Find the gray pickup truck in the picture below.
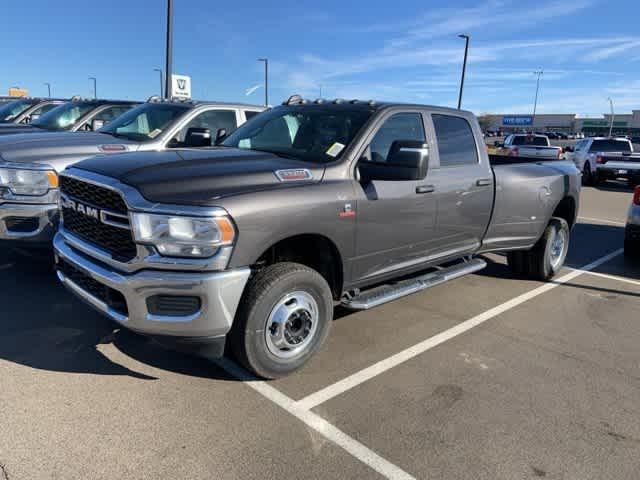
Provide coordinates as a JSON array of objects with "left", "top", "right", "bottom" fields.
[
  {"left": 0, "top": 97, "right": 67, "bottom": 125},
  {"left": 54, "top": 97, "right": 580, "bottom": 378},
  {"left": 0, "top": 99, "right": 264, "bottom": 247},
  {"left": 0, "top": 97, "right": 138, "bottom": 136}
]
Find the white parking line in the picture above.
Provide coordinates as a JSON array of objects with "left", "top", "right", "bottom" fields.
[
  {"left": 296, "top": 248, "right": 624, "bottom": 411},
  {"left": 215, "top": 357, "right": 416, "bottom": 480},
  {"left": 578, "top": 216, "right": 626, "bottom": 226},
  {"left": 571, "top": 269, "right": 640, "bottom": 287}
]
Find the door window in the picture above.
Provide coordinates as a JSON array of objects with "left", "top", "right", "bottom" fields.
[
  {"left": 173, "top": 109, "right": 237, "bottom": 145},
  {"left": 368, "top": 113, "right": 425, "bottom": 163},
  {"left": 432, "top": 114, "right": 478, "bottom": 167}
]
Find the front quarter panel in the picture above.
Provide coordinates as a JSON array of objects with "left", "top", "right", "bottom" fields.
[{"left": 222, "top": 180, "right": 357, "bottom": 274}]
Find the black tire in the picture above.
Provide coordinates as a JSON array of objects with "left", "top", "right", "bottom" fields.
[
  {"left": 229, "top": 262, "right": 333, "bottom": 379},
  {"left": 509, "top": 218, "right": 570, "bottom": 281},
  {"left": 624, "top": 238, "right": 639, "bottom": 259},
  {"left": 582, "top": 162, "right": 593, "bottom": 186}
]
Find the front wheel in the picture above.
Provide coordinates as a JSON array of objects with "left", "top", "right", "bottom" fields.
[
  {"left": 582, "top": 162, "right": 593, "bottom": 186},
  {"left": 507, "top": 217, "right": 570, "bottom": 281},
  {"left": 229, "top": 262, "right": 333, "bottom": 379}
]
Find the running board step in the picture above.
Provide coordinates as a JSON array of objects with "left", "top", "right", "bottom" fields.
[{"left": 342, "top": 258, "right": 487, "bottom": 310}]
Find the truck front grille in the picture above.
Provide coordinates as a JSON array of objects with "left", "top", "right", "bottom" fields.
[{"left": 60, "top": 176, "right": 137, "bottom": 262}]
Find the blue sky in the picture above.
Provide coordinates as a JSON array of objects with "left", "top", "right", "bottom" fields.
[{"left": 1, "top": 0, "right": 639, "bottom": 116}]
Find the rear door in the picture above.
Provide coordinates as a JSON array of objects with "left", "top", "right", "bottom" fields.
[{"left": 426, "top": 112, "right": 494, "bottom": 258}]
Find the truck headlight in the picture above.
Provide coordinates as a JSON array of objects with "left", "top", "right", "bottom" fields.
[
  {"left": 0, "top": 166, "right": 58, "bottom": 196},
  {"left": 131, "top": 212, "right": 235, "bottom": 258}
]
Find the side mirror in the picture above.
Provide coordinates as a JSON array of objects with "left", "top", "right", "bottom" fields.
[
  {"left": 359, "top": 140, "right": 429, "bottom": 182},
  {"left": 214, "top": 128, "right": 227, "bottom": 145},
  {"left": 184, "top": 127, "right": 212, "bottom": 147},
  {"left": 27, "top": 113, "right": 40, "bottom": 124},
  {"left": 91, "top": 119, "right": 105, "bottom": 131}
]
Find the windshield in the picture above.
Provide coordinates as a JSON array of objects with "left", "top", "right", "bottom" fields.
[
  {"left": 591, "top": 139, "right": 632, "bottom": 153},
  {"left": 98, "top": 103, "right": 190, "bottom": 141},
  {"left": 221, "top": 105, "right": 374, "bottom": 163},
  {"left": 32, "top": 102, "right": 96, "bottom": 131},
  {"left": 0, "top": 99, "right": 34, "bottom": 122},
  {"left": 512, "top": 135, "right": 549, "bottom": 146}
]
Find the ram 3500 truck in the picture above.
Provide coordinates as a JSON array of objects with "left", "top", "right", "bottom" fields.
[
  {"left": 54, "top": 97, "right": 580, "bottom": 378},
  {"left": 0, "top": 99, "right": 264, "bottom": 247},
  {"left": 0, "top": 97, "right": 138, "bottom": 136}
]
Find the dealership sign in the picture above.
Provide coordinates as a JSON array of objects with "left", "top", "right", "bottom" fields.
[
  {"left": 171, "top": 74, "right": 192, "bottom": 100},
  {"left": 502, "top": 116, "right": 533, "bottom": 126}
]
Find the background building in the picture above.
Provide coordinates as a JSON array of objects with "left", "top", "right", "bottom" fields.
[{"left": 479, "top": 111, "right": 640, "bottom": 136}]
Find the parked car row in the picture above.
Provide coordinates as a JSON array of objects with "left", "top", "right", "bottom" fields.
[{"left": 0, "top": 95, "right": 584, "bottom": 378}]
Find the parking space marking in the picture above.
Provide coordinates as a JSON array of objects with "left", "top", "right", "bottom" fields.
[
  {"left": 296, "top": 248, "right": 623, "bottom": 411},
  {"left": 215, "top": 358, "right": 416, "bottom": 480},
  {"left": 578, "top": 216, "right": 626, "bottom": 226},
  {"left": 571, "top": 269, "right": 640, "bottom": 287}
]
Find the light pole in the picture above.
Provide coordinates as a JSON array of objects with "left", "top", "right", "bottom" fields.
[
  {"left": 44, "top": 82, "right": 51, "bottom": 98},
  {"left": 258, "top": 58, "right": 269, "bottom": 107},
  {"left": 154, "top": 68, "right": 164, "bottom": 98},
  {"left": 457, "top": 34, "right": 470, "bottom": 109},
  {"left": 88, "top": 77, "right": 97, "bottom": 99},
  {"left": 608, "top": 97, "right": 615, "bottom": 137},
  {"left": 164, "top": 0, "right": 173, "bottom": 99},
  {"left": 319, "top": 84, "right": 322, "bottom": 98},
  {"left": 532, "top": 70, "right": 543, "bottom": 129}
]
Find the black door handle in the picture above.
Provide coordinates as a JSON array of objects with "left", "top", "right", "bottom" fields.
[
  {"left": 476, "top": 178, "right": 492, "bottom": 187},
  {"left": 416, "top": 185, "right": 435, "bottom": 194}
]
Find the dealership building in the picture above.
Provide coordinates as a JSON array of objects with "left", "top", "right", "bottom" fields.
[{"left": 479, "top": 111, "right": 640, "bottom": 136}]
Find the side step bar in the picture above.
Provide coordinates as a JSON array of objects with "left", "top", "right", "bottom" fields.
[{"left": 341, "top": 258, "right": 487, "bottom": 310}]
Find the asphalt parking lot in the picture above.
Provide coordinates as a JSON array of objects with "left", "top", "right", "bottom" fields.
[{"left": 1, "top": 185, "right": 638, "bottom": 480}]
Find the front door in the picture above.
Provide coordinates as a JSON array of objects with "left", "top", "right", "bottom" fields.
[{"left": 352, "top": 111, "right": 439, "bottom": 282}]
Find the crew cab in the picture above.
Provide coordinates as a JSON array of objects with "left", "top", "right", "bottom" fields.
[
  {"left": 495, "top": 134, "right": 563, "bottom": 159},
  {"left": 568, "top": 137, "right": 638, "bottom": 186},
  {"left": 0, "top": 98, "right": 264, "bottom": 247},
  {"left": 53, "top": 97, "right": 580, "bottom": 379},
  {"left": 0, "top": 97, "right": 67, "bottom": 125},
  {"left": 0, "top": 97, "right": 138, "bottom": 136}
]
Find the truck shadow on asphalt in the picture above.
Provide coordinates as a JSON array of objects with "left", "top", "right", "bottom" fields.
[{"left": 0, "top": 221, "right": 636, "bottom": 381}]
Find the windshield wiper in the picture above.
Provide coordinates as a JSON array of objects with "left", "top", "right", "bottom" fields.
[{"left": 251, "top": 148, "right": 303, "bottom": 161}]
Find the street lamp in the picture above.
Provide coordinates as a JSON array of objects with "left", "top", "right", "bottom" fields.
[
  {"left": 258, "top": 58, "right": 269, "bottom": 107},
  {"left": 164, "top": 0, "right": 174, "bottom": 99},
  {"left": 154, "top": 68, "right": 164, "bottom": 98},
  {"left": 44, "top": 82, "right": 51, "bottom": 98},
  {"left": 88, "top": 77, "right": 97, "bottom": 99},
  {"left": 608, "top": 97, "right": 615, "bottom": 137},
  {"left": 532, "top": 70, "right": 543, "bottom": 129},
  {"left": 457, "top": 34, "right": 470, "bottom": 109}
]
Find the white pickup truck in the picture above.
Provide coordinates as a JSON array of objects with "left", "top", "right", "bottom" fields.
[
  {"left": 496, "top": 134, "right": 563, "bottom": 160},
  {"left": 567, "top": 137, "right": 639, "bottom": 186}
]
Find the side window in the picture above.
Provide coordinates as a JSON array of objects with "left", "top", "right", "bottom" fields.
[
  {"left": 369, "top": 112, "right": 425, "bottom": 163},
  {"left": 92, "top": 106, "right": 130, "bottom": 124},
  {"left": 244, "top": 110, "right": 261, "bottom": 121},
  {"left": 432, "top": 114, "right": 479, "bottom": 167},
  {"left": 176, "top": 109, "right": 238, "bottom": 143}
]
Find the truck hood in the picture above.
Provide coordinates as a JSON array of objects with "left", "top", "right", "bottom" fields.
[
  {"left": 0, "top": 132, "right": 139, "bottom": 171},
  {"left": 0, "top": 123, "right": 40, "bottom": 135},
  {"left": 72, "top": 148, "right": 325, "bottom": 205}
]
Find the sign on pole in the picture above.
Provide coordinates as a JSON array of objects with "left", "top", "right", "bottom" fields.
[{"left": 171, "top": 74, "right": 191, "bottom": 100}]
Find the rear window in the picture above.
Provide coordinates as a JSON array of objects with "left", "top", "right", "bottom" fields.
[
  {"left": 511, "top": 136, "right": 549, "bottom": 146},
  {"left": 590, "top": 139, "right": 631, "bottom": 153}
]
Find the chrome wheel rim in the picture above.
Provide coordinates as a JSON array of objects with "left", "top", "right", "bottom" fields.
[
  {"left": 549, "top": 227, "right": 567, "bottom": 270},
  {"left": 265, "top": 291, "right": 319, "bottom": 359}
]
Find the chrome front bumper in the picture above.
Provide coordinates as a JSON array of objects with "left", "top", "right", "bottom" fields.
[
  {"left": 0, "top": 202, "right": 58, "bottom": 242},
  {"left": 54, "top": 232, "right": 251, "bottom": 339}
]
